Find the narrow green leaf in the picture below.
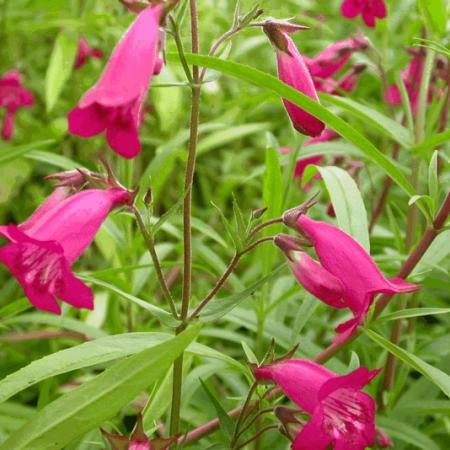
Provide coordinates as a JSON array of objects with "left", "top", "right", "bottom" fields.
[
  {"left": 167, "top": 53, "right": 416, "bottom": 199},
  {"left": 197, "top": 123, "right": 271, "bottom": 155},
  {"left": 365, "top": 329, "right": 450, "bottom": 399},
  {"left": 0, "top": 325, "right": 200, "bottom": 450},
  {"left": 376, "top": 307, "right": 450, "bottom": 323},
  {"left": 241, "top": 341, "right": 258, "bottom": 364},
  {"left": 317, "top": 166, "right": 370, "bottom": 251},
  {"left": 45, "top": 31, "right": 78, "bottom": 112},
  {"left": 412, "top": 129, "right": 450, "bottom": 156},
  {"left": 26, "top": 150, "right": 84, "bottom": 170},
  {"left": 3, "top": 314, "right": 106, "bottom": 339},
  {"left": 199, "top": 379, "right": 235, "bottom": 442},
  {"left": 80, "top": 276, "right": 180, "bottom": 328},
  {"left": 428, "top": 150, "right": 439, "bottom": 201},
  {"left": 376, "top": 416, "right": 440, "bottom": 450},
  {"left": 0, "top": 140, "right": 55, "bottom": 166},
  {"left": 0, "top": 331, "right": 243, "bottom": 405},
  {"left": 319, "top": 94, "right": 412, "bottom": 147}
]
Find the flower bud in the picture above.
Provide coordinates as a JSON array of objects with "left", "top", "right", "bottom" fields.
[
  {"left": 274, "top": 406, "right": 306, "bottom": 442},
  {"left": 282, "top": 195, "right": 318, "bottom": 229},
  {"left": 274, "top": 234, "right": 311, "bottom": 259}
]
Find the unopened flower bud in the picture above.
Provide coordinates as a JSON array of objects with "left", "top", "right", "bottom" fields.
[
  {"left": 143, "top": 186, "right": 153, "bottom": 206},
  {"left": 282, "top": 194, "right": 318, "bottom": 229},
  {"left": 274, "top": 234, "right": 311, "bottom": 259},
  {"left": 45, "top": 169, "right": 92, "bottom": 189},
  {"left": 252, "top": 207, "right": 268, "bottom": 219},
  {"left": 275, "top": 406, "right": 306, "bottom": 441}
]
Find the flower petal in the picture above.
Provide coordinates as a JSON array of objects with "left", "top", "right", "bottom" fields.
[
  {"left": 255, "top": 360, "right": 334, "bottom": 413},
  {"left": 58, "top": 265, "right": 94, "bottom": 310},
  {"left": 106, "top": 121, "right": 141, "bottom": 159},
  {"left": 291, "top": 408, "right": 331, "bottom": 450},
  {"left": 289, "top": 252, "right": 347, "bottom": 309},
  {"left": 341, "top": 0, "right": 362, "bottom": 18},
  {"left": 80, "top": 5, "right": 162, "bottom": 107},
  {"left": 68, "top": 104, "right": 107, "bottom": 138},
  {"left": 319, "top": 367, "right": 381, "bottom": 400},
  {"left": 0, "top": 239, "right": 61, "bottom": 314}
]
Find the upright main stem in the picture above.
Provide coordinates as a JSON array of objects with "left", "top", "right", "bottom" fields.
[{"left": 170, "top": 0, "right": 201, "bottom": 438}]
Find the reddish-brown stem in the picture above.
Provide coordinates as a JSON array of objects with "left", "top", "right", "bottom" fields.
[
  {"left": 374, "top": 190, "right": 450, "bottom": 316},
  {"left": 170, "top": 0, "right": 201, "bottom": 438},
  {"left": 248, "top": 217, "right": 283, "bottom": 241},
  {"left": 188, "top": 236, "right": 274, "bottom": 319},
  {"left": 235, "top": 425, "right": 278, "bottom": 449}
]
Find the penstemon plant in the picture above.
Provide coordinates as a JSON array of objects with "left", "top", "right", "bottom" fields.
[{"left": 0, "top": 0, "right": 449, "bottom": 449}]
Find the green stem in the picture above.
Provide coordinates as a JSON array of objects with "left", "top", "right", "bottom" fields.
[
  {"left": 170, "top": 0, "right": 200, "bottom": 439},
  {"left": 133, "top": 207, "right": 178, "bottom": 318}
]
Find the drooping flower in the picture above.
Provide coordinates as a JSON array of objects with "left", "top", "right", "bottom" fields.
[
  {"left": 0, "top": 70, "right": 34, "bottom": 140},
  {"left": 0, "top": 187, "right": 131, "bottom": 314},
  {"left": 263, "top": 20, "right": 325, "bottom": 137},
  {"left": 74, "top": 36, "right": 103, "bottom": 70},
  {"left": 101, "top": 413, "right": 175, "bottom": 450},
  {"left": 68, "top": 5, "right": 163, "bottom": 158},
  {"left": 280, "top": 215, "right": 420, "bottom": 342},
  {"left": 305, "top": 35, "right": 368, "bottom": 80},
  {"left": 341, "top": 0, "right": 387, "bottom": 28},
  {"left": 254, "top": 359, "right": 380, "bottom": 450}
]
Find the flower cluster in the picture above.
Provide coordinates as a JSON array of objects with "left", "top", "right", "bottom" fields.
[{"left": 276, "top": 213, "right": 420, "bottom": 343}]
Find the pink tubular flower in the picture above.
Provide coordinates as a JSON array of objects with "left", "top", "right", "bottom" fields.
[
  {"left": 254, "top": 359, "right": 380, "bottom": 450},
  {"left": 0, "top": 187, "right": 131, "bottom": 314},
  {"left": 341, "top": 0, "right": 387, "bottom": 27},
  {"left": 264, "top": 21, "right": 325, "bottom": 137},
  {"left": 68, "top": 5, "right": 163, "bottom": 159},
  {"left": 293, "top": 215, "right": 420, "bottom": 342},
  {"left": 0, "top": 71, "right": 34, "bottom": 140},
  {"left": 305, "top": 35, "right": 368, "bottom": 80},
  {"left": 74, "top": 36, "right": 103, "bottom": 70}
]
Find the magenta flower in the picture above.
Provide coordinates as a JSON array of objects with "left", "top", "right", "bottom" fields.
[
  {"left": 68, "top": 5, "right": 163, "bottom": 159},
  {"left": 305, "top": 35, "right": 368, "bottom": 80},
  {"left": 74, "top": 36, "right": 103, "bottom": 70},
  {"left": 341, "top": 0, "right": 387, "bottom": 27},
  {"left": 0, "top": 187, "right": 131, "bottom": 314},
  {"left": 254, "top": 359, "right": 380, "bottom": 450},
  {"left": 291, "top": 215, "right": 420, "bottom": 342},
  {"left": 264, "top": 21, "right": 325, "bottom": 137},
  {"left": 0, "top": 70, "right": 34, "bottom": 140}
]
